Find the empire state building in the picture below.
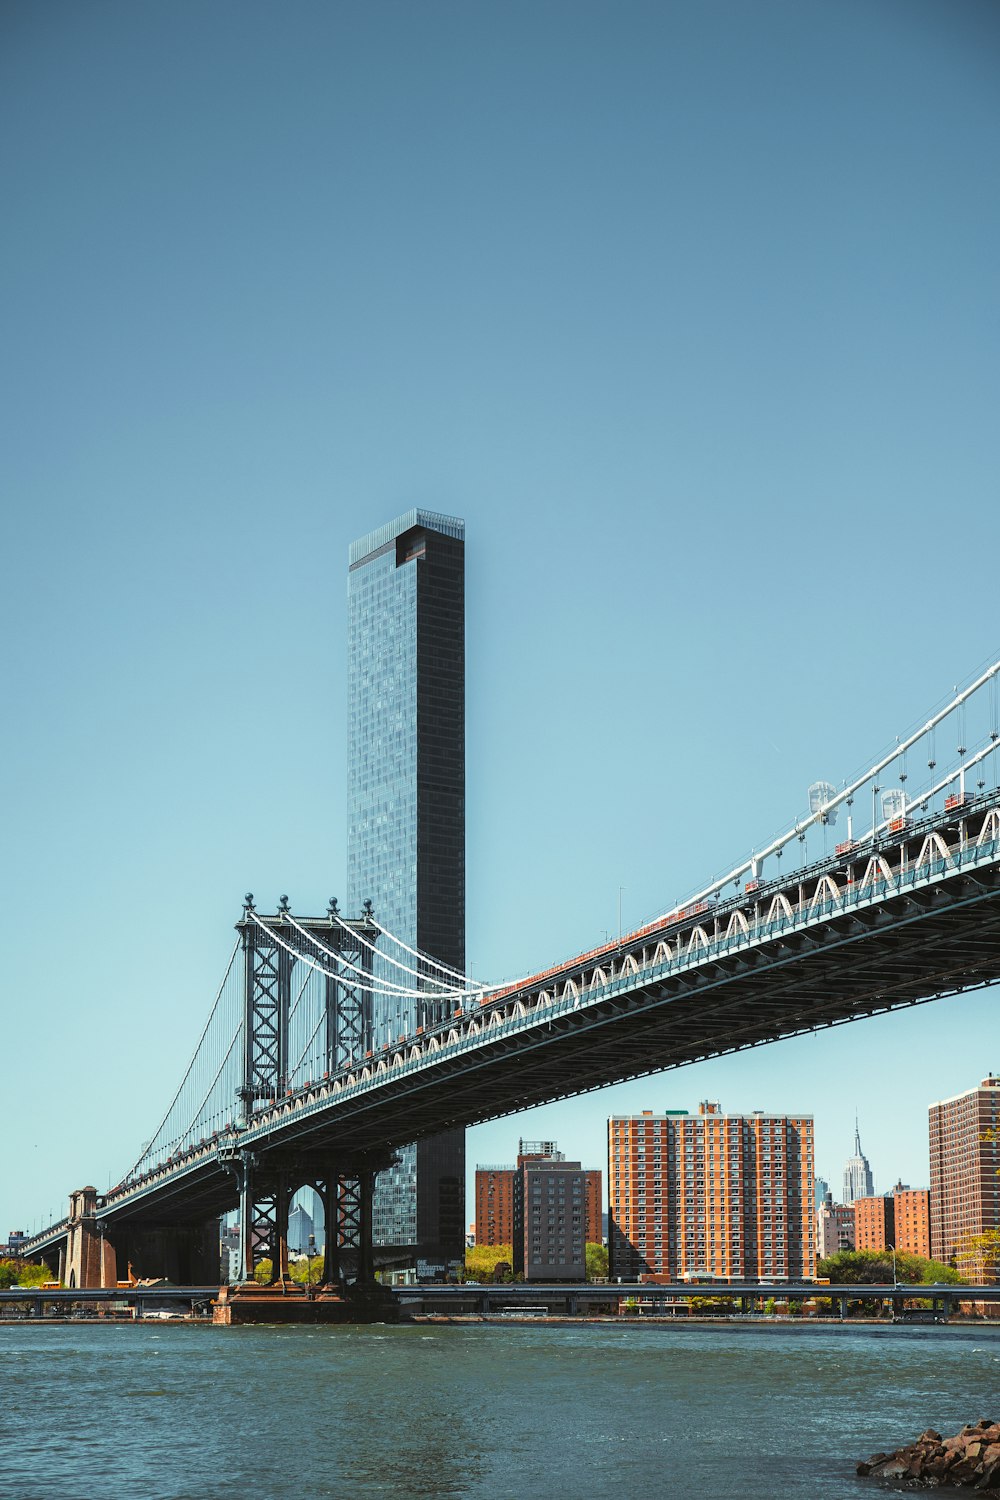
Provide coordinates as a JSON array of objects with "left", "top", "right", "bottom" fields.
[{"left": 842, "top": 1121, "right": 875, "bottom": 1204}]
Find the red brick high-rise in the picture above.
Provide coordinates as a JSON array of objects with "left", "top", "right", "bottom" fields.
[
  {"left": 929, "top": 1076, "right": 1000, "bottom": 1274},
  {"left": 854, "top": 1195, "right": 894, "bottom": 1251},
  {"left": 609, "top": 1103, "right": 815, "bottom": 1282},
  {"left": 893, "top": 1186, "right": 931, "bottom": 1260}
]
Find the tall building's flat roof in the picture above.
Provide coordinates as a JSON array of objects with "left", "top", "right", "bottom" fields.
[
  {"left": 929, "top": 1077, "right": 1000, "bottom": 1110},
  {"left": 609, "top": 1110, "right": 813, "bottom": 1121},
  {"left": 349, "top": 509, "right": 465, "bottom": 566}
]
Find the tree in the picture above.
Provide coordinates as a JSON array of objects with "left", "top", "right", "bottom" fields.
[
  {"left": 955, "top": 1229, "right": 1000, "bottom": 1284},
  {"left": 290, "top": 1255, "right": 325, "bottom": 1287},
  {"left": 253, "top": 1257, "right": 273, "bottom": 1285},
  {"left": 585, "top": 1243, "right": 609, "bottom": 1281},
  {"left": 689, "top": 1295, "right": 735, "bottom": 1315},
  {"left": 818, "top": 1249, "right": 962, "bottom": 1286},
  {"left": 464, "top": 1244, "right": 513, "bottom": 1282},
  {"left": 0, "top": 1259, "right": 54, "bottom": 1289}
]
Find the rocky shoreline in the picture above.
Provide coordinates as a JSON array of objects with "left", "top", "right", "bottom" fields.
[{"left": 858, "top": 1421, "right": 1000, "bottom": 1488}]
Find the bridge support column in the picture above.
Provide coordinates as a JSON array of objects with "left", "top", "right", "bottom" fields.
[
  {"left": 357, "top": 1163, "right": 375, "bottom": 1287},
  {"left": 318, "top": 1160, "right": 342, "bottom": 1289},
  {"left": 273, "top": 1170, "right": 292, "bottom": 1285},
  {"left": 237, "top": 1152, "right": 255, "bottom": 1282}
]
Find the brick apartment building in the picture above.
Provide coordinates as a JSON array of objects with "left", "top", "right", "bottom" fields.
[
  {"left": 815, "top": 1194, "right": 856, "bottom": 1259},
  {"left": 476, "top": 1141, "right": 601, "bottom": 1251},
  {"left": 609, "top": 1103, "right": 815, "bottom": 1282},
  {"left": 929, "top": 1075, "right": 1000, "bottom": 1273}
]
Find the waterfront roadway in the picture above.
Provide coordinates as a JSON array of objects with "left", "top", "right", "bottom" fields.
[
  {"left": 396, "top": 1282, "right": 1000, "bottom": 1320},
  {"left": 2, "top": 1282, "right": 998, "bottom": 1320}
]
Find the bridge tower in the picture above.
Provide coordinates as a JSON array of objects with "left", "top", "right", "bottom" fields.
[
  {"left": 65, "top": 1186, "right": 114, "bottom": 1289},
  {"left": 231, "top": 897, "right": 391, "bottom": 1289}
]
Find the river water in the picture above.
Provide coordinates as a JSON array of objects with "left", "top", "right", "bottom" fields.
[{"left": 1, "top": 1321, "right": 996, "bottom": 1498}]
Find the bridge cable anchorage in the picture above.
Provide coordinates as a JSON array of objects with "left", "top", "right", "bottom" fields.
[
  {"left": 122, "top": 939, "right": 240, "bottom": 1181},
  {"left": 647, "top": 655, "right": 1000, "bottom": 921},
  {"left": 290, "top": 907, "right": 488, "bottom": 996},
  {"left": 249, "top": 909, "right": 477, "bottom": 1002}
]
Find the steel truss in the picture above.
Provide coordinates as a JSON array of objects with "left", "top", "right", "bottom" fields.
[
  {"left": 229, "top": 1146, "right": 391, "bottom": 1286},
  {"left": 238, "top": 895, "right": 376, "bottom": 1118},
  {"left": 233, "top": 899, "right": 382, "bottom": 1282}
]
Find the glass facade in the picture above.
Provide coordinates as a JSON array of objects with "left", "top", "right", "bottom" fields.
[{"left": 347, "top": 510, "right": 466, "bottom": 1259}]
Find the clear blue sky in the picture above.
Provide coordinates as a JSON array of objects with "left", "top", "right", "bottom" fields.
[{"left": 2, "top": 0, "right": 998, "bottom": 1235}]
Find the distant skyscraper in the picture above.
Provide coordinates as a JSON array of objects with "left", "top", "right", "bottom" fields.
[
  {"left": 815, "top": 1176, "right": 830, "bottom": 1209},
  {"left": 287, "top": 1203, "right": 315, "bottom": 1255},
  {"left": 929, "top": 1075, "right": 1000, "bottom": 1272},
  {"left": 347, "top": 510, "right": 466, "bottom": 1262},
  {"left": 842, "top": 1121, "right": 874, "bottom": 1205}
]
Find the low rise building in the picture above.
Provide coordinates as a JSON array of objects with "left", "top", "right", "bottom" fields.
[
  {"left": 892, "top": 1184, "right": 931, "bottom": 1260},
  {"left": 512, "top": 1151, "right": 601, "bottom": 1281},
  {"left": 478, "top": 1141, "right": 601, "bottom": 1249},
  {"left": 815, "top": 1194, "right": 855, "bottom": 1259},
  {"left": 854, "top": 1194, "right": 894, "bottom": 1252}
]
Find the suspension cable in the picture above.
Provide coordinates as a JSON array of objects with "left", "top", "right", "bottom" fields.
[
  {"left": 124, "top": 940, "right": 239, "bottom": 1178},
  {"left": 659, "top": 657, "right": 1000, "bottom": 917},
  {"left": 298, "top": 907, "right": 483, "bottom": 994},
  {"left": 288, "top": 1009, "right": 327, "bottom": 1080},
  {"left": 364, "top": 911, "right": 483, "bottom": 987},
  {"left": 167, "top": 1018, "right": 244, "bottom": 1159},
  {"left": 248, "top": 910, "right": 471, "bottom": 1001}
]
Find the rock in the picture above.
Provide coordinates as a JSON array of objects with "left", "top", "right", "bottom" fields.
[
  {"left": 875, "top": 1460, "right": 912, "bottom": 1481},
  {"left": 858, "top": 1424, "right": 1000, "bottom": 1489}
]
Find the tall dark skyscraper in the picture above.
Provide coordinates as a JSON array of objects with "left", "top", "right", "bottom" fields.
[{"left": 347, "top": 510, "right": 466, "bottom": 1261}]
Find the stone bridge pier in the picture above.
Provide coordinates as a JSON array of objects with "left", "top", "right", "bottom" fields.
[
  {"left": 65, "top": 1187, "right": 114, "bottom": 1289},
  {"left": 64, "top": 1186, "right": 220, "bottom": 1289}
]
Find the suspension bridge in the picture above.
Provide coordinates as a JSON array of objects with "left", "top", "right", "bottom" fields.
[{"left": 16, "top": 659, "right": 1000, "bottom": 1303}]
